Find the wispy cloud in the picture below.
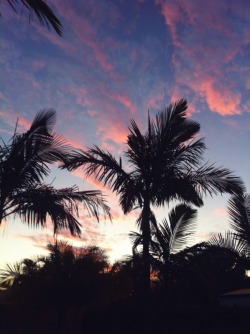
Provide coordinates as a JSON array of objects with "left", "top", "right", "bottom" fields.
[{"left": 0, "top": 109, "right": 31, "bottom": 132}]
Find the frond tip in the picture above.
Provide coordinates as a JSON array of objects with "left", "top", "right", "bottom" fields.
[{"left": 7, "top": 0, "right": 63, "bottom": 36}]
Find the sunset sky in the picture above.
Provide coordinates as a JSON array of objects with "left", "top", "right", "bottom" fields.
[{"left": 0, "top": 0, "right": 249, "bottom": 267}]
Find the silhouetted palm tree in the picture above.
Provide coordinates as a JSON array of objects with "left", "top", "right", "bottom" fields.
[
  {"left": 183, "top": 232, "right": 250, "bottom": 301},
  {"left": 130, "top": 203, "right": 198, "bottom": 295},
  {"left": 1, "top": 0, "right": 62, "bottom": 35},
  {"left": 200, "top": 194, "right": 250, "bottom": 288},
  {"left": 62, "top": 99, "right": 244, "bottom": 294},
  {"left": 0, "top": 109, "right": 110, "bottom": 236}
]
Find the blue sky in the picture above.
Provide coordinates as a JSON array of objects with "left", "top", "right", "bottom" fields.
[{"left": 0, "top": 0, "right": 249, "bottom": 266}]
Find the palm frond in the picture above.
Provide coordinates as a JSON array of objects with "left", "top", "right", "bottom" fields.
[
  {"left": 154, "top": 176, "right": 204, "bottom": 207},
  {"left": 126, "top": 119, "right": 149, "bottom": 173},
  {"left": 129, "top": 231, "right": 142, "bottom": 255},
  {"left": 62, "top": 146, "right": 136, "bottom": 212},
  {"left": 228, "top": 194, "right": 250, "bottom": 246},
  {"left": 172, "top": 138, "right": 206, "bottom": 169},
  {"left": 34, "top": 133, "right": 73, "bottom": 163},
  {"left": 154, "top": 99, "right": 201, "bottom": 147},
  {"left": 155, "top": 218, "right": 172, "bottom": 252},
  {"left": 0, "top": 262, "right": 22, "bottom": 288},
  {"left": 207, "top": 231, "right": 248, "bottom": 257},
  {"left": 12, "top": 184, "right": 111, "bottom": 236},
  {"left": 176, "top": 242, "right": 207, "bottom": 261},
  {"left": 7, "top": 0, "right": 62, "bottom": 36},
  {"left": 191, "top": 163, "right": 245, "bottom": 197},
  {"left": 168, "top": 203, "right": 197, "bottom": 253},
  {"left": 28, "top": 108, "right": 56, "bottom": 135}
]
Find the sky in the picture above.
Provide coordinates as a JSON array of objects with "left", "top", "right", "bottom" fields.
[{"left": 0, "top": 0, "right": 249, "bottom": 267}]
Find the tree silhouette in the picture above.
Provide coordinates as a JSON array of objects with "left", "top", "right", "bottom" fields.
[
  {"left": 62, "top": 99, "right": 244, "bottom": 295},
  {"left": 0, "top": 242, "right": 131, "bottom": 309},
  {"left": 182, "top": 232, "right": 250, "bottom": 303},
  {"left": 0, "top": 109, "right": 110, "bottom": 236},
  {"left": 146, "top": 202, "right": 250, "bottom": 303},
  {"left": 130, "top": 203, "right": 198, "bottom": 296},
  {"left": 1, "top": 0, "right": 62, "bottom": 35}
]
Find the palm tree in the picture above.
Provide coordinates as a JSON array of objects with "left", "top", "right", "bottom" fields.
[
  {"left": 174, "top": 195, "right": 250, "bottom": 301},
  {"left": 62, "top": 99, "right": 244, "bottom": 294},
  {"left": 184, "top": 232, "right": 250, "bottom": 300},
  {"left": 1, "top": 0, "right": 62, "bottom": 36},
  {"left": 202, "top": 194, "right": 250, "bottom": 284},
  {"left": 0, "top": 109, "right": 110, "bottom": 236},
  {"left": 139, "top": 204, "right": 197, "bottom": 276},
  {"left": 130, "top": 204, "right": 199, "bottom": 295}
]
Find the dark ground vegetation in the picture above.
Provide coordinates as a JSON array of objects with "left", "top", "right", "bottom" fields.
[{"left": 0, "top": 240, "right": 250, "bottom": 334}]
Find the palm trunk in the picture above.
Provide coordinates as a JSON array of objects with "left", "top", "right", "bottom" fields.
[{"left": 141, "top": 199, "right": 151, "bottom": 298}]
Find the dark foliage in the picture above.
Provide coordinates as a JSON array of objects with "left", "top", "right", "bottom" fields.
[
  {"left": 2, "top": 0, "right": 62, "bottom": 35},
  {"left": 0, "top": 109, "right": 110, "bottom": 235},
  {"left": 0, "top": 242, "right": 134, "bottom": 308}
]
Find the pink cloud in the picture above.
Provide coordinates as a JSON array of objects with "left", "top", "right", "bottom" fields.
[
  {"left": 64, "top": 137, "right": 86, "bottom": 151},
  {"left": 98, "top": 122, "right": 128, "bottom": 144},
  {"left": 155, "top": 0, "right": 183, "bottom": 48},
  {"left": 71, "top": 169, "right": 108, "bottom": 193},
  {"left": 173, "top": 58, "right": 242, "bottom": 116},
  {"left": 115, "top": 94, "right": 137, "bottom": 115},
  {"left": 156, "top": 0, "right": 245, "bottom": 116},
  {"left": 156, "top": 0, "right": 239, "bottom": 43},
  {"left": 32, "top": 23, "right": 76, "bottom": 55},
  {"left": 0, "top": 109, "right": 31, "bottom": 132},
  {"left": 15, "top": 230, "right": 115, "bottom": 259},
  {"left": 16, "top": 233, "right": 54, "bottom": 245},
  {"left": 15, "top": 209, "right": 107, "bottom": 248},
  {"left": 200, "top": 78, "right": 241, "bottom": 116}
]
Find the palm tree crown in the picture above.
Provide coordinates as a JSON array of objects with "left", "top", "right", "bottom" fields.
[{"left": 0, "top": 109, "right": 110, "bottom": 236}]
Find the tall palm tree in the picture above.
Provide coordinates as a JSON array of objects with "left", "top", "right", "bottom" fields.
[
  {"left": 1, "top": 0, "right": 62, "bottom": 36},
  {"left": 62, "top": 99, "right": 244, "bottom": 294},
  {"left": 0, "top": 109, "right": 110, "bottom": 236}
]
